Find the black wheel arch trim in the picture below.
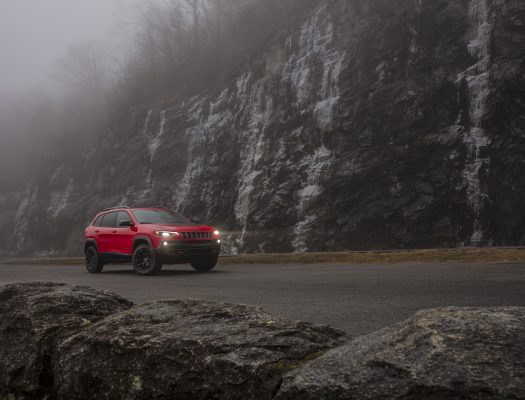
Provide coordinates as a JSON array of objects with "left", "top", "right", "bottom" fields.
[
  {"left": 85, "top": 239, "right": 99, "bottom": 253},
  {"left": 133, "top": 235, "right": 154, "bottom": 251}
]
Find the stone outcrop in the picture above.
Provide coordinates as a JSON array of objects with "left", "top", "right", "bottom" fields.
[
  {"left": 0, "top": 282, "right": 133, "bottom": 399},
  {"left": 55, "top": 299, "right": 347, "bottom": 400},
  {"left": 1, "top": 283, "right": 524, "bottom": 400},
  {"left": 275, "top": 307, "right": 525, "bottom": 400}
]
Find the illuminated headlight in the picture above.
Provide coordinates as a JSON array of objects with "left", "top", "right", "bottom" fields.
[
  {"left": 214, "top": 230, "right": 220, "bottom": 236},
  {"left": 155, "top": 231, "right": 180, "bottom": 238}
]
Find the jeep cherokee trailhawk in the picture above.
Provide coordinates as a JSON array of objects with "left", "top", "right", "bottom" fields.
[{"left": 84, "top": 207, "right": 221, "bottom": 275}]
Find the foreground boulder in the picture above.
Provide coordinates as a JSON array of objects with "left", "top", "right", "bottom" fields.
[
  {"left": 276, "top": 307, "right": 525, "bottom": 400},
  {"left": 56, "top": 299, "right": 347, "bottom": 400},
  {"left": 0, "top": 282, "right": 133, "bottom": 399}
]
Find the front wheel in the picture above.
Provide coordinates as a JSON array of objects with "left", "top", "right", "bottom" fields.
[
  {"left": 85, "top": 245, "right": 104, "bottom": 273},
  {"left": 191, "top": 256, "right": 218, "bottom": 272},
  {"left": 132, "top": 244, "right": 163, "bottom": 276}
]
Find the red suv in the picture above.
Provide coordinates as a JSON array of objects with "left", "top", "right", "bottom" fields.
[{"left": 84, "top": 207, "right": 221, "bottom": 275}]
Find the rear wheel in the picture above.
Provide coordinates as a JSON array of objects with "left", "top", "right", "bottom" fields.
[
  {"left": 191, "top": 255, "right": 218, "bottom": 272},
  {"left": 132, "top": 244, "right": 163, "bottom": 276},
  {"left": 85, "top": 245, "right": 104, "bottom": 273}
]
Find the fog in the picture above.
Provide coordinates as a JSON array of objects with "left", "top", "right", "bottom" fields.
[
  {"left": 0, "top": 0, "right": 307, "bottom": 192},
  {"left": 0, "top": 0, "right": 125, "bottom": 191},
  {"left": 0, "top": 0, "right": 122, "bottom": 96}
]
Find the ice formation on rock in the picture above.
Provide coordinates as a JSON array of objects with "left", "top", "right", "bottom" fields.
[{"left": 459, "top": 0, "right": 494, "bottom": 244}]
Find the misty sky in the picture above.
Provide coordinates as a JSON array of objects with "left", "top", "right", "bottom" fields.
[{"left": 0, "top": 0, "right": 123, "bottom": 97}]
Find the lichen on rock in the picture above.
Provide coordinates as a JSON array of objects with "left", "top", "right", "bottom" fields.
[
  {"left": 0, "top": 282, "right": 133, "bottom": 399},
  {"left": 55, "top": 299, "right": 347, "bottom": 400},
  {"left": 275, "top": 307, "right": 525, "bottom": 400}
]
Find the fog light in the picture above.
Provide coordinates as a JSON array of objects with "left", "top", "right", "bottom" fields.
[
  {"left": 163, "top": 241, "right": 168, "bottom": 246},
  {"left": 217, "top": 240, "right": 221, "bottom": 244}
]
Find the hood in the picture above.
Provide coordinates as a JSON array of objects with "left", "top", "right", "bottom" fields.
[{"left": 146, "top": 224, "right": 213, "bottom": 232}]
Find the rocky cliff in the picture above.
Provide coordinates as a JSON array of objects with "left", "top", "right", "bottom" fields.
[{"left": 1, "top": 0, "right": 524, "bottom": 256}]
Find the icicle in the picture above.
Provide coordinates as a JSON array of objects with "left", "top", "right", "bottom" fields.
[
  {"left": 148, "top": 110, "right": 167, "bottom": 162},
  {"left": 292, "top": 145, "right": 332, "bottom": 252},
  {"left": 234, "top": 80, "right": 272, "bottom": 250},
  {"left": 459, "top": 0, "right": 494, "bottom": 244}
]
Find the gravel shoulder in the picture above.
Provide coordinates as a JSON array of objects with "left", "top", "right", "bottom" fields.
[{"left": 3, "top": 247, "right": 525, "bottom": 266}]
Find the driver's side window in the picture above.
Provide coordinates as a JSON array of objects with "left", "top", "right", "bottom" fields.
[{"left": 116, "top": 211, "right": 132, "bottom": 227}]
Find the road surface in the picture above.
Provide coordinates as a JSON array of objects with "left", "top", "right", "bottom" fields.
[{"left": 1, "top": 261, "right": 524, "bottom": 336}]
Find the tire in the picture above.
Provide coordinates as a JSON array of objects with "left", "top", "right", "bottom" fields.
[
  {"left": 132, "top": 244, "right": 163, "bottom": 276},
  {"left": 85, "top": 245, "right": 104, "bottom": 273},
  {"left": 190, "top": 255, "right": 218, "bottom": 272}
]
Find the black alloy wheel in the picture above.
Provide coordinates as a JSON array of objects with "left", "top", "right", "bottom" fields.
[
  {"left": 132, "top": 244, "right": 163, "bottom": 276},
  {"left": 85, "top": 245, "right": 104, "bottom": 273}
]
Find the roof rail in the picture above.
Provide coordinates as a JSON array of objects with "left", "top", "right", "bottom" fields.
[
  {"left": 103, "top": 206, "right": 131, "bottom": 212},
  {"left": 151, "top": 206, "right": 169, "bottom": 209}
]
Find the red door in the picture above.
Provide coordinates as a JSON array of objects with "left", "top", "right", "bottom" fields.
[
  {"left": 97, "top": 212, "right": 118, "bottom": 253},
  {"left": 113, "top": 211, "right": 135, "bottom": 254}
]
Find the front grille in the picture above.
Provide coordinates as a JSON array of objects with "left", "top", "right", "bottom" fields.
[{"left": 180, "top": 231, "right": 212, "bottom": 240}]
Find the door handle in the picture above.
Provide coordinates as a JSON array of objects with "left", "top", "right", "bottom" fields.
[
  {"left": 95, "top": 230, "right": 99, "bottom": 233},
  {"left": 112, "top": 230, "right": 117, "bottom": 233}
]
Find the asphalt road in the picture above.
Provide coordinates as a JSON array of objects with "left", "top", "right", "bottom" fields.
[{"left": 1, "top": 261, "right": 524, "bottom": 336}]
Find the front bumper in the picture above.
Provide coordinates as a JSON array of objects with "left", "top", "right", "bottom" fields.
[{"left": 155, "top": 240, "right": 221, "bottom": 264}]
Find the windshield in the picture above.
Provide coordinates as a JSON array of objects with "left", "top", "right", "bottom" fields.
[{"left": 132, "top": 210, "right": 193, "bottom": 225}]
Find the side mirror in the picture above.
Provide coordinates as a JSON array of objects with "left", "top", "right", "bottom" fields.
[{"left": 119, "top": 220, "right": 134, "bottom": 227}]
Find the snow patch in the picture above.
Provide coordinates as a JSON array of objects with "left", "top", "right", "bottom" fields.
[
  {"left": 175, "top": 99, "right": 207, "bottom": 212},
  {"left": 315, "top": 49, "right": 344, "bottom": 131},
  {"left": 142, "top": 109, "right": 154, "bottom": 137},
  {"left": 292, "top": 215, "right": 318, "bottom": 253},
  {"left": 118, "top": 195, "right": 128, "bottom": 207},
  {"left": 147, "top": 110, "right": 167, "bottom": 162},
  {"left": 280, "top": 3, "right": 342, "bottom": 251},
  {"left": 135, "top": 109, "right": 168, "bottom": 202},
  {"left": 175, "top": 92, "right": 232, "bottom": 212},
  {"left": 458, "top": 0, "right": 494, "bottom": 244},
  {"left": 281, "top": 3, "right": 344, "bottom": 130},
  {"left": 48, "top": 179, "right": 74, "bottom": 218},
  {"left": 15, "top": 183, "right": 38, "bottom": 250},
  {"left": 292, "top": 145, "right": 332, "bottom": 252},
  {"left": 234, "top": 78, "right": 273, "bottom": 249}
]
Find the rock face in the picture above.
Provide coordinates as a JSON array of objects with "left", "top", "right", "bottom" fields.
[
  {"left": 0, "top": 282, "right": 133, "bottom": 399},
  {"left": 485, "top": 0, "right": 525, "bottom": 245},
  {"left": 1, "top": 0, "right": 524, "bottom": 256},
  {"left": 275, "top": 307, "right": 525, "bottom": 400},
  {"left": 55, "top": 299, "right": 346, "bottom": 400}
]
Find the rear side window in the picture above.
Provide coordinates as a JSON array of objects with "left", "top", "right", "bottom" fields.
[
  {"left": 100, "top": 212, "right": 117, "bottom": 228},
  {"left": 116, "top": 211, "right": 132, "bottom": 227},
  {"left": 92, "top": 215, "right": 104, "bottom": 227}
]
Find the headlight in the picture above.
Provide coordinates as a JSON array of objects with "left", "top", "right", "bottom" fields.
[
  {"left": 154, "top": 231, "right": 180, "bottom": 238},
  {"left": 214, "top": 230, "right": 220, "bottom": 236}
]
